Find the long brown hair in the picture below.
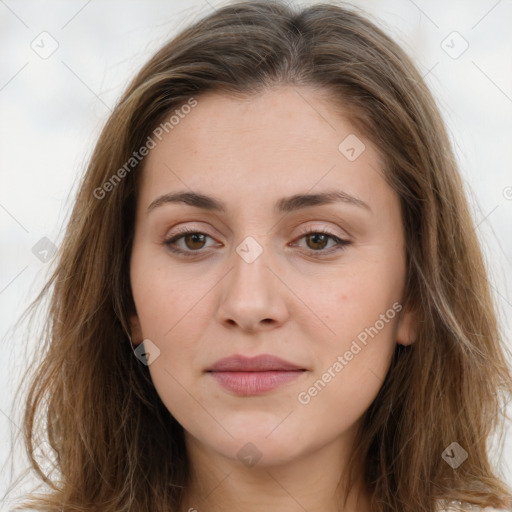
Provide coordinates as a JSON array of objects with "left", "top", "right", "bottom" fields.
[{"left": 8, "top": 1, "right": 512, "bottom": 511}]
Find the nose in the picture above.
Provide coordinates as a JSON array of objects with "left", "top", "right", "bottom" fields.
[{"left": 215, "top": 238, "right": 290, "bottom": 333}]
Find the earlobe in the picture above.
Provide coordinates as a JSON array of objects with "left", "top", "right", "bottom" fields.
[
  {"left": 396, "top": 304, "right": 418, "bottom": 346},
  {"left": 129, "top": 314, "right": 143, "bottom": 346}
]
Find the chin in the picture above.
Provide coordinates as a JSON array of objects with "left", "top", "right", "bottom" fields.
[
  {"left": 239, "top": 430, "right": 311, "bottom": 466},
  {"left": 185, "top": 420, "right": 309, "bottom": 468}
]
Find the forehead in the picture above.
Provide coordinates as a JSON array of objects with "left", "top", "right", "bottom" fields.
[
  {"left": 154, "top": 86, "right": 358, "bottom": 156},
  {"left": 138, "top": 86, "right": 391, "bottom": 213}
]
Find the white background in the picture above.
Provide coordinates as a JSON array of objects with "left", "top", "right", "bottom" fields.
[{"left": 1, "top": 0, "right": 511, "bottom": 508}]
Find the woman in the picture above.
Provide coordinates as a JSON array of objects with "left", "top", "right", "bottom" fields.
[{"left": 9, "top": 1, "right": 512, "bottom": 511}]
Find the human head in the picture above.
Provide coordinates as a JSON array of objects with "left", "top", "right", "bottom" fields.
[{"left": 16, "top": 1, "right": 512, "bottom": 511}]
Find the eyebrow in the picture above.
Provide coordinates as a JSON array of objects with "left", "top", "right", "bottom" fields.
[{"left": 147, "top": 189, "right": 371, "bottom": 214}]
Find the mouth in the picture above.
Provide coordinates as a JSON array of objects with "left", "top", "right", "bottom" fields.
[{"left": 206, "top": 354, "right": 308, "bottom": 396}]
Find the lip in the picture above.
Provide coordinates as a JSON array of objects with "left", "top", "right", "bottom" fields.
[
  {"left": 208, "top": 354, "right": 305, "bottom": 372},
  {"left": 206, "top": 354, "right": 307, "bottom": 396}
]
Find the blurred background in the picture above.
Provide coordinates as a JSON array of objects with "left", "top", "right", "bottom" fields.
[{"left": 1, "top": 0, "right": 511, "bottom": 507}]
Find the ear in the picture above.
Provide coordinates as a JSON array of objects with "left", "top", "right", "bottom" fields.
[
  {"left": 129, "top": 314, "right": 144, "bottom": 346},
  {"left": 396, "top": 303, "right": 418, "bottom": 346}
]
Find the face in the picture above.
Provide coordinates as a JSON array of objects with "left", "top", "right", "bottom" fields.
[{"left": 129, "top": 86, "right": 415, "bottom": 469}]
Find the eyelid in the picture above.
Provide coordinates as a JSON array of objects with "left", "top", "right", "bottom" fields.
[
  {"left": 163, "top": 221, "right": 348, "bottom": 243},
  {"left": 290, "top": 226, "right": 351, "bottom": 254},
  {"left": 162, "top": 222, "right": 221, "bottom": 240},
  {"left": 162, "top": 223, "right": 352, "bottom": 259},
  {"left": 295, "top": 222, "right": 349, "bottom": 239}
]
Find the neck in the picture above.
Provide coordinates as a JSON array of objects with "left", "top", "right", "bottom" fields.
[{"left": 179, "top": 431, "right": 371, "bottom": 512}]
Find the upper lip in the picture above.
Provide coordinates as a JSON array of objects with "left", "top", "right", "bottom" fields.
[{"left": 207, "top": 354, "right": 305, "bottom": 372}]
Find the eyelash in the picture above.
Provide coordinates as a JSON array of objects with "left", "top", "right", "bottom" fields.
[{"left": 163, "top": 226, "right": 351, "bottom": 258}]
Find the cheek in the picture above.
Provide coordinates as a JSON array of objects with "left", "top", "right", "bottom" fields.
[
  {"left": 317, "top": 281, "right": 399, "bottom": 379},
  {"left": 146, "top": 358, "right": 217, "bottom": 441},
  {"left": 296, "top": 347, "right": 393, "bottom": 446},
  {"left": 130, "top": 262, "right": 208, "bottom": 425},
  {"left": 130, "top": 250, "right": 213, "bottom": 341},
  {"left": 129, "top": 250, "right": 218, "bottom": 383},
  {"left": 309, "top": 263, "right": 402, "bottom": 343},
  {"left": 295, "top": 305, "right": 398, "bottom": 442},
  {"left": 302, "top": 260, "right": 401, "bottom": 410}
]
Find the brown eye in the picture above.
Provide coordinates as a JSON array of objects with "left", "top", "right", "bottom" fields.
[
  {"left": 182, "top": 233, "right": 207, "bottom": 250},
  {"left": 304, "top": 233, "right": 330, "bottom": 251},
  {"left": 164, "top": 229, "right": 217, "bottom": 257},
  {"left": 292, "top": 228, "right": 351, "bottom": 257}
]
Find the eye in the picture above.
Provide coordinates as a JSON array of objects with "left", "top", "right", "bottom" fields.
[
  {"left": 291, "top": 227, "right": 351, "bottom": 256},
  {"left": 163, "top": 226, "right": 351, "bottom": 258},
  {"left": 163, "top": 227, "right": 218, "bottom": 257}
]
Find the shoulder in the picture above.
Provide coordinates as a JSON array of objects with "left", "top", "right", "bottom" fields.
[
  {"left": 438, "top": 502, "right": 510, "bottom": 512},
  {"left": 0, "top": 508, "right": 49, "bottom": 512},
  {"left": 474, "top": 508, "right": 509, "bottom": 512},
  {"left": 451, "top": 507, "right": 510, "bottom": 511},
  {"left": 469, "top": 509, "right": 509, "bottom": 512}
]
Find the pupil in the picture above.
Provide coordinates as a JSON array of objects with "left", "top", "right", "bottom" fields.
[
  {"left": 309, "top": 233, "right": 327, "bottom": 250},
  {"left": 186, "top": 233, "right": 205, "bottom": 249},
  {"left": 183, "top": 233, "right": 329, "bottom": 251}
]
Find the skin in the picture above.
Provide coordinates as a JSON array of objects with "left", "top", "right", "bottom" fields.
[{"left": 129, "top": 85, "right": 417, "bottom": 512}]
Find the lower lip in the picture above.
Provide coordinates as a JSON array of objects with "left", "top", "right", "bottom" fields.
[{"left": 209, "top": 370, "right": 305, "bottom": 396}]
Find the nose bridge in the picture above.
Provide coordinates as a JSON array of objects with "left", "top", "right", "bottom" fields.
[
  {"left": 216, "top": 233, "right": 288, "bottom": 330},
  {"left": 230, "top": 234, "right": 274, "bottom": 300}
]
